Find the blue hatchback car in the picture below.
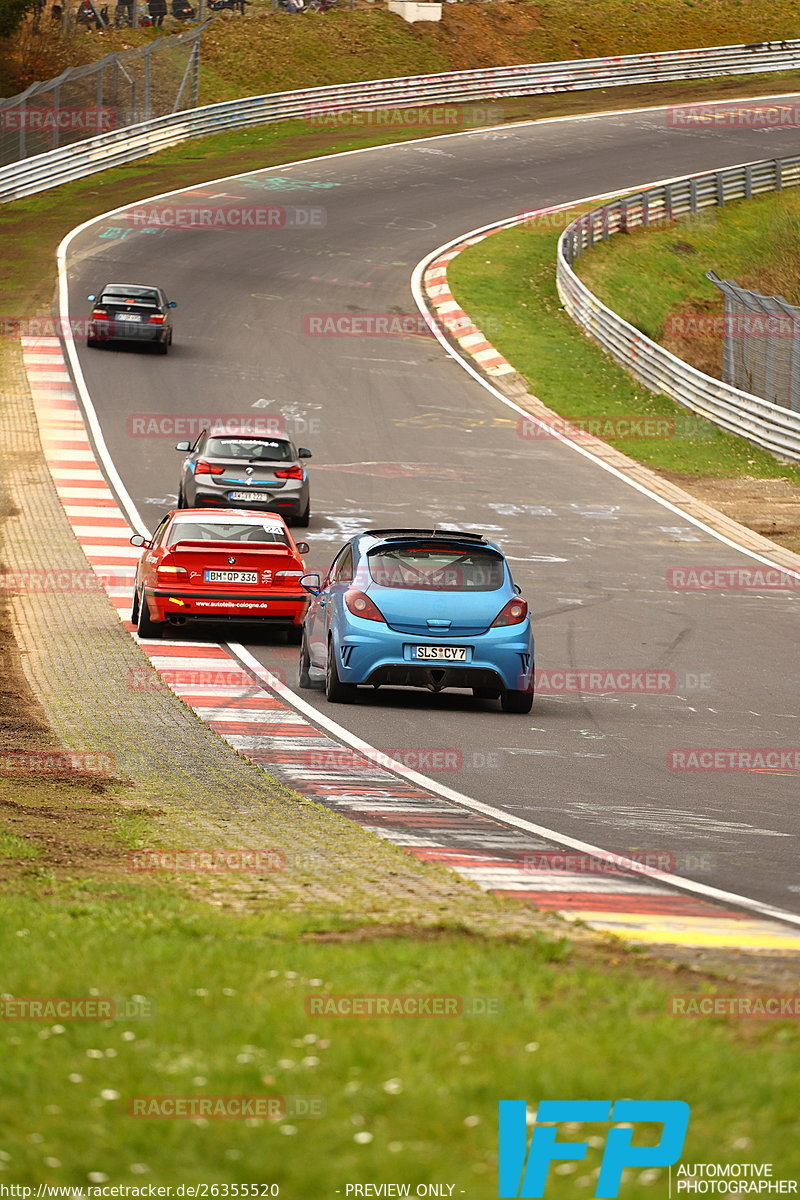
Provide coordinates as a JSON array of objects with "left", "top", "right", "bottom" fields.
[{"left": 298, "top": 528, "right": 534, "bottom": 712}]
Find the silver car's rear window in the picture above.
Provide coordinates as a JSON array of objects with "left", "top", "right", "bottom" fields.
[
  {"left": 367, "top": 545, "right": 504, "bottom": 591},
  {"left": 206, "top": 438, "right": 293, "bottom": 462}
]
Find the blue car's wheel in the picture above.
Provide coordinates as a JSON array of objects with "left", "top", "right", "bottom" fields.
[
  {"left": 325, "top": 640, "right": 357, "bottom": 704},
  {"left": 298, "top": 633, "right": 313, "bottom": 688},
  {"left": 501, "top": 688, "right": 533, "bottom": 714}
]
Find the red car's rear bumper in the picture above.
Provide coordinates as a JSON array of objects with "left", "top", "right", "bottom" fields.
[{"left": 146, "top": 588, "right": 307, "bottom": 625}]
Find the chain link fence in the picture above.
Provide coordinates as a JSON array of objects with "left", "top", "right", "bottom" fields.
[
  {"left": 707, "top": 270, "right": 800, "bottom": 413},
  {"left": 0, "top": 22, "right": 208, "bottom": 168}
]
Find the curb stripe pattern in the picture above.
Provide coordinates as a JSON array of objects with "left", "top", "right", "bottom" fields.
[{"left": 21, "top": 334, "right": 800, "bottom": 951}]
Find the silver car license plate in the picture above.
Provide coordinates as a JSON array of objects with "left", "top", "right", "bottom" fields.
[
  {"left": 228, "top": 491, "right": 271, "bottom": 502},
  {"left": 414, "top": 645, "right": 468, "bottom": 661}
]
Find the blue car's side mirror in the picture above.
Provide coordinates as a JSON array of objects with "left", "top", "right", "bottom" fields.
[{"left": 299, "top": 573, "right": 321, "bottom": 595}]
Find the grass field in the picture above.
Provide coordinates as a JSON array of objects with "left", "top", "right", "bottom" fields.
[
  {"left": 447, "top": 211, "right": 800, "bottom": 485},
  {"left": 575, "top": 189, "right": 800, "bottom": 380},
  {"left": 2, "top": 879, "right": 799, "bottom": 1189}
]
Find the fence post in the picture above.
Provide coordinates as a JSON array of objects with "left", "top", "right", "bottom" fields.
[
  {"left": 144, "top": 45, "right": 152, "bottom": 122},
  {"left": 18, "top": 99, "right": 27, "bottom": 160},
  {"left": 191, "top": 33, "right": 201, "bottom": 108},
  {"left": 52, "top": 85, "right": 61, "bottom": 150},
  {"left": 716, "top": 172, "right": 725, "bottom": 206}
]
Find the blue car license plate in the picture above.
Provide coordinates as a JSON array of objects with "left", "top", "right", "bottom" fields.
[{"left": 413, "top": 645, "right": 468, "bottom": 661}]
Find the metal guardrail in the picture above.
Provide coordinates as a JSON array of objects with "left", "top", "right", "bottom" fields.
[
  {"left": 557, "top": 156, "right": 800, "bottom": 461},
  {"left": 3, "top": 39, "right": 800, "bottom": 203}
]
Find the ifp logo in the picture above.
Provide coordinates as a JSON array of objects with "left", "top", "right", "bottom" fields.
[{"left": 498, "top": 1100, "right": 690, "bottom": 1198}]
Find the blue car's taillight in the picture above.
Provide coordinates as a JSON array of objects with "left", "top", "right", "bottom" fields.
[
  {"left": 345, "top": 590, "right": 385, "bottom": 622},
  {"left": 491, "top": 598, "right": 528, "bottom": 627}
]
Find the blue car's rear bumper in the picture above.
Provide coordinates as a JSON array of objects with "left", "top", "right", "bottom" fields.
[{"left": 333, "top": 618, "right": 534, "bottom": 693}]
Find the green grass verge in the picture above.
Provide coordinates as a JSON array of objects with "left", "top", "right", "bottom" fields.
[
  {"left": 1, "top": 890, "right": 798, "bottom": 1189},
  {"left": 447, "top": 218, "right": 800, "bottom": 483},
  {"left": 575, "top": 189, "right": 800, "bottom": 333}
]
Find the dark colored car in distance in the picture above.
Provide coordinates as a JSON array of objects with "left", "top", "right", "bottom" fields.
[
  {"left": 86, "top": 283, "right": 176, "bottom": 353},
  {"left": 175, "top": 426, "right": 312, "bottom": 526}
]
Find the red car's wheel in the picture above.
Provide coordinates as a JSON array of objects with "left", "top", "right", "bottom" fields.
[{"left": 136, "top": 588, "right": 163, "bottom": 639}]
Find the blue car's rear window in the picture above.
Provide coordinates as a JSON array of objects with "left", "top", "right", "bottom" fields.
[{"left": 367, "top": 545, "right": 503, "bottom": 591}]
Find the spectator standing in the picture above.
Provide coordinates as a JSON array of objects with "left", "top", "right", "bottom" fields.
[{"left": 148, "top": 0, "right": 166, "bottom": 22}]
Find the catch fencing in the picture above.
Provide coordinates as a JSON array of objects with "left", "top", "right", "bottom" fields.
[
  {"left": 557, "top": 156, "right": 800, "bottom": 460},
  {"left": 0, "top": 22, "right": 207, "bottom": 168},
  {"left": 706, "top": 270, "right": 800, "bottom": 413},
  {"left": 4, "top": 39, "right": 800, "bottom": 200}
]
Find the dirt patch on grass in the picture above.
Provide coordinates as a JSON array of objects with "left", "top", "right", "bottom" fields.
[{"left": 662, "top": 473, "right": 800, "bottom": 554}]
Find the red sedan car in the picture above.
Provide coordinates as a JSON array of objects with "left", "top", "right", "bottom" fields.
[{"left": 130, "top": 509, "right": 310, "bottom": 640}]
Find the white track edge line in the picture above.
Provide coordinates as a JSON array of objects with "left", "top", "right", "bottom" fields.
[{"left": 227, "top": 644, "right": 800, "bottom": 930}]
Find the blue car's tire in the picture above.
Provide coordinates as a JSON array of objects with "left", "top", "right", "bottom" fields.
[
  {"left": 501, "top": 688, "right": 533, "bottom": 714},
  {"left": 298, "top": 633, "right": 313, "bottom": 688},
  {"left": 325, "top": 640, "right": 357, "bottom": 704}
]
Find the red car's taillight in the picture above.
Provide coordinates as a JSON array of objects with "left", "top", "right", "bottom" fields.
[
  {"left": 491, "top": 597, "right": 528, "bottom": 627},
  {"left": 91, "top": 309, "right": 108, "bottom": 320},
  {"left": 194, "top": 460, "right": 225, "bottom": 475},
  {"left": 345, "top": 590, "right": 385, "bottom": 622},
  {"left": 156, "top": 565, "right": 188, "bottom": 579},
  {"left": 148, "top": 313, "right": 165, "bottom": 324},
  {"left": 274, "top": 465, "right": 304, "bottom": 480}
]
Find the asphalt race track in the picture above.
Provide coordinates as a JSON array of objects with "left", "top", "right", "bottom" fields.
[{"left": 63, "top": 101, "right": 800, "bottom": 917}]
